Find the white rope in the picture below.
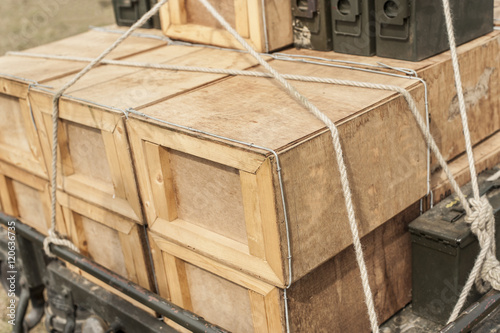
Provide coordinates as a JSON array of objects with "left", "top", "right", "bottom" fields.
[
  {"left": 43, "top": 0, "right": 169, "bottom": 257},
  {"left": 16, "top": 23, "right": 471, "bottom": 333},
  {"left": 14, "top": 0, "right": 491, "bottom": 326},
  {"left": 441, "top": 0, "right": 500, "bottom": 323}
]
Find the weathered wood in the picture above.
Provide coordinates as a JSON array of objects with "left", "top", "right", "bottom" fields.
[
  {"left": 284, "top": 31, "right": 500, "bottom": 170},
  {"left": 130, "top": 49, "right": 427, "bottom": 285},
  {"left": 159, "top": 0, "right": 292, "bottom": 52},
  {"left": 149, "top": 201, "right": 419, "bottom": 332},
  {"left": 431, "top": 131, "right": 500, "bottom": 204},
  {"left": 0, "top": 95, "right": 47, "bottom": 178},
  {"left": 32, "top": 97, "right": 143, "bottom": 222},
  {"left": 0, "top": 28, "right": 168, "bottom": 180},
  {"left": 0, "top": 161, "right": 66, "bottom": 236},
  {"left": 29, "top": 43, "right": 259, "bottom": 224},
  {"left": 0, "top": 29, "right": 166, "bottom": 99},
  {"left": 58, "top": 191, "right": 154, "bottom": 291}
]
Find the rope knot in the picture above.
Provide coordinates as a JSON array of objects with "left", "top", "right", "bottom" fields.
[
  {"left": 43, "top": 230, "right": 80, "bottom": 258},
  {"left": 465, "top": 196, "right": 493, "bottom": 233},
  {"left": 462, "top": 196, "right": 500, "bottom": 293}
]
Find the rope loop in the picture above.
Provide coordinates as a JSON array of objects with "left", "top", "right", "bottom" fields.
[
  {"left": 43, "top": 230, "right": 80, "bottom": 258},
  {"left": 463, "top": 196, "right": 500, "bottom": 293}
]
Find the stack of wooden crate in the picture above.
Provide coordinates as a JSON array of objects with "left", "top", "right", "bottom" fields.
[{"left": 1, "top": 14, "right": 500, "bottom": 333}]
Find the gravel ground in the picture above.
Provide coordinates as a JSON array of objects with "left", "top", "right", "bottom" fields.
[{"left": 0, "top": 1, "right": 114, "bottom": 331}]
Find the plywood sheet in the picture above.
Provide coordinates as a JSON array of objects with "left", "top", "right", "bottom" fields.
[
  {"left": 66, "top": 122, "right": 113, "bottom": 184},
  {"left": 185, "top": 263, "right": 254, "bottom": 333},
  {"left": 169, "top": 149, "right": 248, "bottom": 245},
  {"left": 0, "top": 94, "right": 30, "bottom": 152},
  {"left": 12, "top": 180, "right": 47, "bottom": 232},
  {"left": 81, "top": 215, "right": 128, "bottom": 278}
]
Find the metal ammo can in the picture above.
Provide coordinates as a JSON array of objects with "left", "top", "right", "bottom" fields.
[
  {"left": 332, "top": 0, "right": 376, "bottom": 56},
  {"left": 292, "top": 0, "right": 334, "bottom": 51},
  {"left": 409, "top": 167, "right": 500, "bottom": 324},
  {"left": 112, "top": 0, "right": 161, "bottom": 29},
  {"left": 374, "top": 0, "right": 493, "bottom": 61}
]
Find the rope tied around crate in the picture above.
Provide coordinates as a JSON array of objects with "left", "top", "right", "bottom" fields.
[
  {"left": 42, "top": 0, "right": 169, "bottom": 257},
  {"left": 441, "top": 0, "right": 500, "bottom": 323},
  {"left": 24, "top": 0, "right": 495, "bottom": 329}
]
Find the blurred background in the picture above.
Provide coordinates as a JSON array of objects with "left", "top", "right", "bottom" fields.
[
  {"left": 0, "top": 1, "right": 114, "bottom": 331},
  {"left": 0, "top": 0, "right": 114, "bottom": 55}
]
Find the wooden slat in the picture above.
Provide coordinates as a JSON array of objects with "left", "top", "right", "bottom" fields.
[
  {"left": 149, "top": 230, "right": 171, "bottom": 300},
  {"left": 256, "top": 158, "right": 283, "bottom": 280},
  {"left": 240, "top": 170, "right": 266, "bottom": 259},
  {"left": 249, "top": 291, "right": 269, "bottom": 333},
  {"left": 144, "top": 142, "right": 178, "bottom": 222},
  {"left": 128, "top": 119, "right": 266, "bottom": 173},
  {"left": 247, "top": 0, "right": 265, "bottom": 51},
  {"left": 264, "top": 288, "right": 283, "bottom": 333},
  {"left": 57, "top": 191, "right": 135, "bottom": 235},
  {"left": 112, "top": 121, "right": 143, "bottom": 220},
  {"left": 234, "top": 0, "right": 250, "bottom": 38},
  {"left": 0, "top": 175, "right": 18, "bottom": 217},
  {"left": 102, "top": 130, "right": 127, "bottom": 199},
  {"left": 150, "top": 231, "right": 279, "bottom": 291},
  {"left": 162, "top": 252, "right": 193, "bottom": 310}
]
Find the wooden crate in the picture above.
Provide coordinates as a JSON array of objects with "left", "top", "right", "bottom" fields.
[
  {"left": 29, "top": 44, "right": 257, "bottom": 223},
  {"left": 0, "top": 161, "right": 66, "bottom": 236},
  {"left": 0, "top": 28, "right": 166, "bottom": 179},
  {"left": 58, "top": 191, "right": 153, "bottom": 291},
  {"left": 0, "top": 96, "right": 47, "bottom": 179},
  {"left": 430, "top": 130, "right": 500, "bottom": 204},
  {"left": 149, "top": 202, "right": 419, "bottom": 333},
  {"left": 495, "top": 0, "right": 500, "bottom": 25},
  {"left": 31, "top": 96, "right": 144, "bottom": 222},
  {"left": 282, "top": 31, "right": 500, "bottom": 171},
  {"left": 128, "top": 54, "right": 428, "bottom": 286},
  {"left": 158, "top": 0, "right": 292, "bottom": 52}
]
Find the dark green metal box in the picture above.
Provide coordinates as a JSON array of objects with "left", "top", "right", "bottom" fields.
[
  {"left": 292, "top": 0, "right": 333, "bottom": 51},
  {"left": 375, "top": 0, "right": 493, "bottom": 61},
  {"left": 112, "top": 0, "right": 161, "bottom": 29},
  {"left": 409, "top": 168, "right": 500, "bottom": 324},
  {"left": 332, "top": 0, "right": 376, "bottom": 56}
]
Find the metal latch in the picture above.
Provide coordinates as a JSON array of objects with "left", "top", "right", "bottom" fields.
[
  {"left": 332, "top": 0, "right": 362, "bottom": 36},
  {"left": 292, "top": 0, "right": 318, "bottom": 19},
  {"left": 375, "top": 0, "right": 410, "bottom": 40}
]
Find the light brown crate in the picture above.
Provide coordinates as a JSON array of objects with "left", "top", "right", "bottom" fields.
[
  {"left": 58, "top": 191, "right": 154, "bottom": 291},
  {"left": 0, "top": 96, "right": 47, "bottom": 178},
  {"left": 0, "top": 161, "right": 66, "bottom": 236},
  {"left": 29, "top": 44, "right": 257, "bottom": 223},
  {"left": 282, "top": 31, "right": 500, "bottom": 171},
  {"left": 128, "top": 52, "right": 428, "bottom": 286},
  {"left": 149, "top": 202, "right": 418, "bottom": 333},
  {"left": 158, "top": 0, "right": 293, "bottom": 52},
  {"left": 0, "top": 28, "right": 167, "bottom": 180}
]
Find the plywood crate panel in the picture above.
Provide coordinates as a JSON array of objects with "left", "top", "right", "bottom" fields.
[
  {"left": 0, "top": 28, "right": 167, "bottom": 179},
  {"left": 0, "top": 95, "right": 47, "bottom": 178},
  {"left": 58, "top": 191, "right": 154, "bottom": 292},
  {"left": 29, "top": 44, "right": 257, "bottom": 223},
  {"left": 158, "top": 0, "right": 292, "bottom": 52},
  {"left": 149, "top": 201, "right": 419, "bottom": 333},
  {"left": 0, "top": 161, "right": 66, "bottom": 236},
  {"left": 283, "top": 31, "right": 500, "bottom": 171},
  {"left": 129, "top": 55, "right": 428, "bottom": 286}
]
